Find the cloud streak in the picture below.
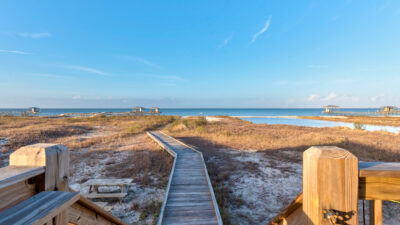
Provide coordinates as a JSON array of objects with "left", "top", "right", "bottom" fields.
[
  {"left": 115, "top": 55, "right": 160, "bottom": 68},
  {"left": 132, "top": 56, "right": 160, "bottom": 68},
  {"left": 16, "top": 32, "right": 52, "bottom": 39},
  {"left": 0, "top": 49, "right": 32, "bottom": 55},
  {"left": 307, "top": 92, "right": 360, "bottom": 103},
  {"left": 68, "top": 65, "right": 109, "bottom": 76},
  {"left": 251, "top": 16, "right": 272, "bottom": 43}
]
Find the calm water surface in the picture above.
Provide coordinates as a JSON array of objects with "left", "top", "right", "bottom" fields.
[{"left": 243, "top": 117, "right": 400, "bottom": 134}]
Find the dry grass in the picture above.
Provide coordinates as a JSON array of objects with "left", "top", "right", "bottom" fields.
[
  {"left": 300, "top": 115, "right": 400, "bottom": 127},
  {"left": 165, "top": 116, "right": 400, "bottom": 224},
  {"left": 165, "top": 116, "right": 400, "bottom": 162},
  {"left": 0, "top": 115, "right": 177, "bottom": 152},
  {"left": 70, "top": 134, "right": 173, "bottom": 187},
  {"left": 0, "top": 115, "right": 176, "bottom": 224}
]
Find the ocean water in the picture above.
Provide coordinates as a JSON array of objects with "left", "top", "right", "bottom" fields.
[
  {"left": 0, "top": 108, "right": 398, "bottom": 133},
  {"left": 0, "top": 108, "right": 378, "bottom": 117},
  {"left": 162, "top": 108, "right": 380, "bottom": 117}
]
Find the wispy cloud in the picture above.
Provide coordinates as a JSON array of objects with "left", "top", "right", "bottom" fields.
[
  {"left": 132, "top": 56, "right": 160, "bottom": 68},
  {"left": 218, "top": 35, "right": 233, "bottom": 48},
  {"left": 68, "top": 65, "right": 109, "bottom": 76},
  {"left": 31, "top": 73, "right": 72, "bottom": 79},
  {"left": 307, "top": 94, "right": 320, "bottom": 102},
  {"left": 251, "top": 16, "right": 272, "bottom": 43},
  {"left": 16, "top": 32, "right": 52, "bottom": 39},
  {"left": 0, "top": 49, "right": 32, "bottom": 55},
  {"left": 114, "top": 55, "right": 160, "bottom": 68},
  {"left": 307, "top": 92, "right": 360, "bottom": 103}
]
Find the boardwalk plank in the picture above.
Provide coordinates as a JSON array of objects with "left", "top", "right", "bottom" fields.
[{"left": 148, "top": 131, "right": 222, "bottom": 225}]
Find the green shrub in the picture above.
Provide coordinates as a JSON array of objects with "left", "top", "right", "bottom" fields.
[{"left": 354, "top": 122, "right": 366, "bottom": 130}]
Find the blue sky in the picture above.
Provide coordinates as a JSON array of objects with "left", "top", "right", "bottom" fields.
[{"left": 1, "top": 0, "right": 400, "bottom": 108}]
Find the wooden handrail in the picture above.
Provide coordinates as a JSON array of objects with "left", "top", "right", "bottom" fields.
[
  {"left": 0, "top": 191, "right": 127, "bottom": 225},
  {"left": 0, "top": 166, "right": 45, "bottom": 211},
  {"left": 0, "top": 166, "right": 45, "bottom": 189},
  {"left": 268, "top": 161, "right": 400, "bottom": 225},
  {"left": 268, "top": 193, "right": 303, "bottom": 225},
  {"left": 0, "top": 143, "right": 128, "bottom": 225}
]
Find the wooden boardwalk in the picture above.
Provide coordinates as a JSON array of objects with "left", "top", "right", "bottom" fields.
[{"left": 147, "top": 131, "right": 222, "bottom": 225}]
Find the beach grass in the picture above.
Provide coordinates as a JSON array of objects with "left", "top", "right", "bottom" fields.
[{"left": 299, "top": 115, "right": 400, "bottom": 127}]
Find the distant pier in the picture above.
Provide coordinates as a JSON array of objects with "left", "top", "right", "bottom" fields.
[{"left": 323, "top": 105, "right": 400, "bottom": 116}]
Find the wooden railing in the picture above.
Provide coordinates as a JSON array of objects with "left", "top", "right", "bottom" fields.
[
  {"left": 0, "top": 143, "right": 127, "bottom": 225},
  {"left": 268, "top": 146, "right": 400, "bottom": 225}
]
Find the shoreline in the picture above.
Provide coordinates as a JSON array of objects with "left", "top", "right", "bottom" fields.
[{"left": 232, "top": 115, "right": 348, "bottom": 119}]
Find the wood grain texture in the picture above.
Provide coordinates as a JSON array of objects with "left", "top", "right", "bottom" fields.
[
  {"left": 75, "top": 195, "right": 128, "bottom": 225},
  {"left": 0, "top": 166, "right": 45, "bottom": 189},
  {"left": 359, "top": 177, "right": 400, "bottom": 200},
  {"left": 303, "top": 146, "right": 359, "bottom": 225},
  {"left": 267, "top": 193, "right": 303, "bottom": 225},
  {"left": 0, "top": 166, "right": 44, "bottom": 211},
  {"left": 0, "top": 191, "right": 79, "bottom": 225},
  {"left": 147, "top": 131, "right": 222, "bottom": 225},
  {"left": 0, "top": 179, "right": 38, "bottom": 212},
  {"left": 359, "top": 162, "right": 400, "bottom": 177},
  {"left": 10, "top": 143, "right": 69, "bottom": 191},
  {"left": 269, "top": 161, "right": 400, "bottom": 224},
  {"left": 369, "top": 200, "right": 382, "bottom": 225}
]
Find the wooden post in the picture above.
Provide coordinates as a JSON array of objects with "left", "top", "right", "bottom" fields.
[
  {"left": 10, "top": 143, "right": 70, "bottom": 225},
  {"left": 369, "top": 200, "right": 382, "bottom": 225},
  {"left": 10, "top": 143, "right": 70, "bottom": 191},
  {"left": 303, "top": 146, "right": 359, "bottom": 225}
]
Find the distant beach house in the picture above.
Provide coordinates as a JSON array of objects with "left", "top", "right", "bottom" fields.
[
  {"left": 379, "top": 106, "right": 398, "bottom": 113},
  {"left": 132, "top": 107, "right": 160, "bottom": 116},
  {"left": 30, "top": 107, "right": 40, "bottom": 114},
  {"left": 323, "top": 105, "right": 339, "bottom": 113}
]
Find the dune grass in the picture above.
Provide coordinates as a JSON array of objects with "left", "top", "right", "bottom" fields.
[
  {"left": 165, "top": 116, "right": 400, "bottom": 162},
  {"left": 165, "top": 116, "right": 400, "bottom": 224},
  {"left": 0, "top": 115, "right": 177, "bottom": 153},
  {"left": 300, "top": 115, "right": 400, "bottom": 127}
]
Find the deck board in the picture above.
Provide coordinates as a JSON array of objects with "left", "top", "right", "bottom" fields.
[{"left": 148, "top": 131, "right": 222, "bottom": 225}]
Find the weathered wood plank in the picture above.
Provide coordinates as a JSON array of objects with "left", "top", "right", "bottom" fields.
[
  {"left": 147, "top": 131, "right": 222, "bottom": 225},
  {"left": 359, "top": 162, "right": 400, "bottom": 177},
  {"left": 0, "top": 166, "right": 45, "bottom": 189},
  {"left": 84, "top": 193, "right": 127, "bottom": 199},
  {"left": 0, "top": 191, "right": 79, "bottom": 225},
  {"left": 0, "top": 179, "right": 39, "bottom": 212},
  {"left": 68, "top": 196, "right": 128, "bottom": 225},
  {"left": 83, "top": 178, "right": 133, "bottom": 186},
  {"left": 359, "top": 176, "right": 400, "bottom": 200},
  {"left": 10, "top": 143, "right": 70, "bottom": 192}
]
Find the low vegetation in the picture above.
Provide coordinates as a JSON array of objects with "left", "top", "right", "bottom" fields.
[
  {"left": 0, "top": 115, "right": 176, "bottom": 224},
  {"left": 300, "top": 115, "right": 400, "bottom": 127},
  {"left": 0, "top": 115, "right": 177, "bottom": 154},
  {"left": 165, "top": 116, "right": 400, "bottom": 224},
  {"left": 166, "top": 116, "right": 400, "bottom": 161}
]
